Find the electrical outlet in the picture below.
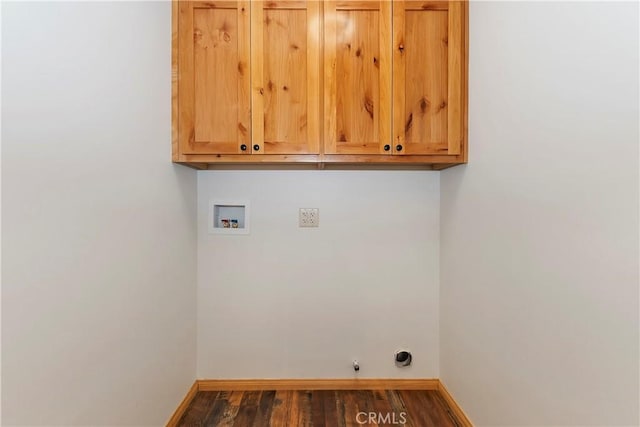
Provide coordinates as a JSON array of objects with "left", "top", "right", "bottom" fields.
[{"left": 299, "top": 208, "right": 319, "bottom": 227}]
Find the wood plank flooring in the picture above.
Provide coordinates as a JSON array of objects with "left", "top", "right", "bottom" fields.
[{"left": 177, "top": 389, "right": 460, "bottom": 426}]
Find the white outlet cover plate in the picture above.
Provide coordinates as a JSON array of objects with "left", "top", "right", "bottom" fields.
[{"left": 299, "top": 208, "right": 319, "bottom": 227}]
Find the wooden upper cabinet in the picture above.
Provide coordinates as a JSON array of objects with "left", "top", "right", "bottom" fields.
[
  {"left": 392, "top": 0, "right": 465, "bottom": 156},
  {"left": 173, "top": 0, "right": 468, "bottom": 167},
  {"left": 251, "top": 1, "right": 321, "bottom": 155},
  {"left": 324, "top": 0, "right": 466, "bottom": 158},
  {"left": 324, "top": 0, "right": 392, "bottom": 155},
  {"left": 177, "top": 0, "right": 320, "bottom": 156},
  {"left": 177, "top": 1, "right": 251, "bottom": 155}
]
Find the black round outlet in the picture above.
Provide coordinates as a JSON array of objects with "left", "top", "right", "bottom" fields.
[{"left": 395, "top": 350, "right": 412, "bottom": 367}]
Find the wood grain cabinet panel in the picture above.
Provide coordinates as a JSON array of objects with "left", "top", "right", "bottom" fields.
[
  {"left": 324, "top": 0, "right": 392, "bottom": 155},
  {"left": 173, "top": 0, "right": 468, "bottom": 167},
  {"left": 393, "top": 0, "right": 465, "bottom": 156},
  {"left": 177, "top": 1, "right": 250, "bottom": 155},
  {"left": 252, "top": 0, "right": 321, "bottom": 154}
]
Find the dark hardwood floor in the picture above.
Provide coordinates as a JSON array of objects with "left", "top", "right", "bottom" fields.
[{"left": 177, "top": 389, "right": 460, "bottom": 426}]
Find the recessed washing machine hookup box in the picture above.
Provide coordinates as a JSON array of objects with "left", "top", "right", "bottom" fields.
[{"left": 209, "top": 200, "right": 250, "bottom": 235}]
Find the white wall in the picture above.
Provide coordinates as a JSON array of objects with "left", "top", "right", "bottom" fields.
[
  {"left": 440, "top": 2, "right": 639, "bottom": 426},
  {"left": 2, "top": 2, "right": 197, "bottom": 425},
  {"left": 198, "top": 170, "right": 440, "bottom": 378}
]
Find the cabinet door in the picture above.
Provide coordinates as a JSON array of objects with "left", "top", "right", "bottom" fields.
[
  {"left": 392, "top": 0, "right": 465, "bottom": 155},
  {"left": 251, "top": 0, "right": 321, "bottom": 155},
  {"left": 178, "top": 1, "right": 251, "bottom": 155},
  {"left": 324, "top": 0, "right": 392, "bottom": 155}
]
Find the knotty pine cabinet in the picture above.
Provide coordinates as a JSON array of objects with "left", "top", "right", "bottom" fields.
[{"left": 173, "top": 0, "right": 468, "bottom": 169}]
